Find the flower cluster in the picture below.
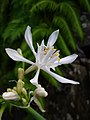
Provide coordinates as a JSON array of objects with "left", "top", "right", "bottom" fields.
[{"left": 2, "top": 26, "right": 79, "bottom": 112}]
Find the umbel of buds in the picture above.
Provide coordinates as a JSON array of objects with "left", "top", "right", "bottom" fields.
[
  {"left": 2, "top": 68, "right": 48, "bottom": 112},
  {"left": 2, "top": 68, "right": 28, "bottom": 105}
]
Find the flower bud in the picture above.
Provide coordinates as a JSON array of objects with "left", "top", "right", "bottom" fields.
[
  {"left": 21, "top": 88, "right": 27, "bottom": 96},
  {"left": 18, "top": 68, "right": 24, "bottom": 80},
  {"left": 17, "top": 80, "right": 24, "bottom": 93},
  {"left": 2, "top": 91, "right": 19, "bottom": 100},
  {"left": 22, "top": 98, "right": 27, "bottom": 105},
  {"left": 7, "top": 88, "right": 12, "bottom": 92},
  {"left": 17, "top": 48, "right": 23, "bottom": 56},
  {"left": 34, "top": 86, "right": 48, "bottom": 97},
  {"left": 13, "top": 87, "right": 17, "bottom": 91}
]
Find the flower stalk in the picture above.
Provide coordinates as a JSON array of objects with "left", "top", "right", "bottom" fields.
[{"left": 26, "top": 107, "right": 46, "bottom": 120}]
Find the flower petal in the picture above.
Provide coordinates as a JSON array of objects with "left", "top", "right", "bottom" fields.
[
  {"left": 30, "top": 69, "right": 40, "bottom": 86},
  {"left": 25, "top": 26, "right": 36, "bottom": 56},
  {"left": 43, "top": 67, "right": 80, "bottom": 84},
  {"left": 59, "top": 54, "right": 78, "bottom": 65},
  {"left": 47, "top": 30, "right": 59, "bottom": 47},
  {"left": 5, "top": 48, "right": 34, "bottom": 64},
  {"left": 33, "top": 97, "right": 45, "bottom": 112}
]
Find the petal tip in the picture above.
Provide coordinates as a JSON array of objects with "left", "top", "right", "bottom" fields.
[
  {"left": 26, "top": 25, "right": 31, "bottom": 30},
  {"left": 74, "top": 54, "right": 78, "bottom": 58},
  {"left": 76, "top": 82, "right": 80, "bottom": 85},
  {"left": 57, "top": 29, "right": 59, "bottom": 32},
  {"left": 5, "top": 48, "right": 9, "bottom": 51},
  {"left": 72, "top": 81, "right": 80, "bottom": 85},
  {"left": 5, "top": 48, "right": 11, "bottom": 53}
]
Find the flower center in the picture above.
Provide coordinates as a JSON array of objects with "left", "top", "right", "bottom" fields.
[{"left": 44, "top": 46, "right": 60, "bottom": 61}]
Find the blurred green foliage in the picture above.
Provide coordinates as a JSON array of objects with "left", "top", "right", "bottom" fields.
[
  {"left": 0, "top": 0, "right": 90, "bottom": 119},
  {"left": 0, "top": 0, "right": 90, "bottom": 89}
]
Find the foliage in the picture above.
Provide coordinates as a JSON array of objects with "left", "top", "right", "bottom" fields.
[
  {"left": 0, "top": 0, "right": 90, "bottom": 119},
  {"left": 0, "top": 0, "right": 90, "bottom": 84}
]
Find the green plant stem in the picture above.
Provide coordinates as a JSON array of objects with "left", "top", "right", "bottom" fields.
[
  {"left": 0, "top": 104, "right": 6, "bottom": 120},
  {"left": 26, "top": 107, "right": 46, "bottom": 120}
]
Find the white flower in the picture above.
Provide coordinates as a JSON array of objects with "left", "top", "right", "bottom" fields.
[
  {"left": 5, "top": 26, "right": 79, "bottom": 86},
  {"left": 30, "top": 85, "right": 48, "bottom": 112},
  {"left": 2, "top": 91, "right": 19, "bottom": 100}
]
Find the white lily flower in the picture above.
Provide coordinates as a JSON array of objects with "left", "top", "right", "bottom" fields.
[{"left": 5, "top": 26, "right": 79, "bottom": 86}]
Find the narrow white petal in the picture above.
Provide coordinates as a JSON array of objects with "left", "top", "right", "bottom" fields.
[
  {"left": 37, "top": 40, "right": 44, "bottom": 54},
  {"left": 30, "top": 69, "right": 40, "bottom": 86},
  {"left": 59, "top": 54, "right": 78, "bottom": 65},
  {"left": 47, "top": 30, "right": 59, "bottom": 47},
  {"left": 5, "top": 48, "right": 34, "bottom": 64},
  {"left": 40, "top": 40, "right": 45, "bottom": 53},
  {"left": 43, "top": 67, "right": 80, "bottom": 84},
  {"left": 41, "top": 39, "right": 45, "bottom": 48},
  {"left": 25, "top": 26, "right": 36, "bottom": 56},
  {"left": 36, "top": 43, "right": 41, "bottom": 63}
]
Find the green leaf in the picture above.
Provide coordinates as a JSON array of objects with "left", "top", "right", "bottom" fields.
[
  {"left": 59, "top": 2, "right": 83, "bottom": 39},
  {"left": 41, "top": 71, "right": 59, "bottom": 88},
  {"left": 30, "top": 0, "right": 57, "bottom": 13},
  {"left": 57, "top": 34, "right": 71, "bottom": 55},
  {"left": 53, "top": 16, "right": 76, "bottom": 50},
  {"left": 79, "top": 0, "right": 90, "bottom": 12}
]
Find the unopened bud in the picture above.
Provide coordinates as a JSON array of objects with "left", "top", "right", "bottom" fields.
[
  {"left": 13, "top": 87, "right": 17, "bottom": 91},
  {"left": 17, "top": 48, "right": 23, "bottom": 56},
  {"left": 34, "top": 86, "right": 48, "bottom": 97},
  {"left": 22, "top": 98, "right": 27, "bottom": 105},
  {"left": 17, "top": 80, "right": 24, "bottom": 93},
  {"left": 2, "top": 91, "right": 19, "bottom": 100},
  {"left": 18, "top": 68, "right": 24, "bottom": 80},
  {"left": 7, "top": 88, "right": 12, "bottom": 92},
  {"left": 21, "top": 88, "right": 27, "bottom": 96}
]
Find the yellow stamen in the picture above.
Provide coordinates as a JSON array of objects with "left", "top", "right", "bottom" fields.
[
  {"left": 44, "top": 50, "right": 48, "bottom": 55},
  {"left": 45, "top": 47, "right": 49, "bottom": 50},
  {"left": 52, "top": 47, "right": 54, "bottom": 50},
  {"left": 55, "top": 52, "right": 59, "bottom": 56},
  {"left": 57, "top": 57, "right": 60, "bottom": 60}
]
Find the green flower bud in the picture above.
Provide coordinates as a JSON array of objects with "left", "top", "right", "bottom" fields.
[
  {"left": 17, "top": 48, "right": 23, "bottom": 56},
  {"left": 18, "top": 68, "right": 24, "bottom": 80},
  {"left": 7, "top": 88, "right": 12, "bottom": 92},
  {"left": 13, "top": 87, "right": 17, "bottom": 91},
  {"left": 21, "top": 88, "right": 27, "bottom": 96},
  {"left": 17, "top": 80, "right": 24, "bottom": 93},
  {"left": 22, "top": 98, "right": 27, "bottom": 105}
]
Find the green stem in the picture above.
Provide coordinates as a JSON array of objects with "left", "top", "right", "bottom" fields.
[
  {"left": 26, "top": 107, "right": 46, "bottom": 120},
  {"left": 0, "top": 104, "right": 6, "bottom": 120},
  {"left": 22, "top": 62, "right": 25, "bottom": 70}
]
